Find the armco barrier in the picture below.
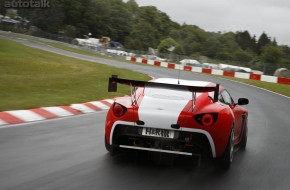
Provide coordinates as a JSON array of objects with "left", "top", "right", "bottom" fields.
[{"left": 126, "top": 56, "right": 290, "bottom": 85}]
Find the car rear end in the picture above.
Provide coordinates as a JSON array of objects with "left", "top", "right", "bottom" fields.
[{"left": 106, "top": 79, "right": 217, "bottom": 158}]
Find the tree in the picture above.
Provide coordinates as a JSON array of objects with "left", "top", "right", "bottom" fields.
[
  {"left": 157, "top": 37, "right": 179, "bottom": 53},
  {"left": 61, "top": 25, "right": 77, "bottom": 38},
  {"left": 168, "top": 24, "right": 207, "bottom": 56},
  {"left": 0, "top": 1, "right": 6, "bottom": 16},
  {"left": 201, "top": 37, "right": 223, "bottom": 58},
  {"left": 272, "top": 38, "right": 277, "bottom": 46},
  {"left": 249, "top": 56, "right": 263, "bottom": 71},
  {"left": 233, "top": 49, "right": 253, "bottom": 63},
  {"left": 105, "top": 1, "right": 132, "bottom": 41},
  {"left": 7, "top": 0, "right": 290, "bottom": 66},
  {"left": 20, "top": 0, "right": 65, "bottom": 34},
  {"left": 235, "top": 30, "right": 256, "bottom": 52},
  {"left": 261, "top": 45, "right": 282, "bottom": 63},
  {"left": 257, "top": 32, "right": 271, "bottom": 54},
  {"left": 126, "top": 0, "right": 139, "bottom": 15},
  {"left": 219, "top": 32, "right": 240, "bottom": 53},
  {"left": 261, "top": 45, "right": 282, "bottom": 75},
  {"left": 281, "top": 45, "right": 290, "bottom": 62},
  {"left": 124, "top": 20, "right": 157, "bottom": 50},
  {"left": 215, "top": 51, "right": 234, "bottom": 61},
  {"left": 136, "top": 6, "right": 178, "bottom": 40}
]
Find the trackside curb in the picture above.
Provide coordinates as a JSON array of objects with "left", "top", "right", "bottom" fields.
[
  {"left": 0, "top": 99, "right": 114, "bottom": 126},
  {"left": 125, "top": 56, "right": 290, "bottom": 85}
]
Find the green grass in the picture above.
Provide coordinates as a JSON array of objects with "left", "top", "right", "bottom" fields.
[
  {"left": 0, "top": 38, "right": 151, "bottom": 111},
  {"left": 0, "top": 32, "right": 109, "bottom": 58},
  {"left": 0, "top": 32, "right": 126, "bottom": 60},
  {"left": 1, "top": 32, "right": 289, "bottom": 100},
  {"left": 0, "top": 32, "right": 153, "bottom": 66}
]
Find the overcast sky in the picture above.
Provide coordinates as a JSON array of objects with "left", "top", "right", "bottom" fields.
[{"left": 134, "top": 0, "right": 290, "bottom": 46}]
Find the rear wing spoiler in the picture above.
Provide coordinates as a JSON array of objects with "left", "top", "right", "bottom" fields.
[{"left": 108, "top": 75, "right": 220, "bottom": 102}]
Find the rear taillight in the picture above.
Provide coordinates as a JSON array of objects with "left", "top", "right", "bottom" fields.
[
  {"left": 194, "top": 113, "right": 218, "bottom": 126},
  {"left": 202, "top": 114, "right": 214, "bottom": 126},
  {"left": 113, "top": 103, "right": 127, "bottom": 117}
]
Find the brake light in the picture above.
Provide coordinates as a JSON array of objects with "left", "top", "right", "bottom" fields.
[
  {"left": 202, "top": 114, "right": 214, "bottom": 126},
  {"left": 113, "top": 103, "right": 127, "bottom": 117},
  {"left": 194, "top": 113, "right": 218, "bottom": 126}
]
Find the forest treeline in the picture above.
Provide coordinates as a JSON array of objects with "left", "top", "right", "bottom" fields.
[{"left": 1, "top": 0, "right": 290, "bottom": 68}]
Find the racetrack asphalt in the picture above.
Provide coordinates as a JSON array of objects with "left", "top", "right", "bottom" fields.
[{"left": 1, "top": 36, "right": 290, "bottom": 190}]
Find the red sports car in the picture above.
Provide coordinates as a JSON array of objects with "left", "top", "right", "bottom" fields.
[{"left": 105, "top": 75, "right": 249, "bottom": 167}]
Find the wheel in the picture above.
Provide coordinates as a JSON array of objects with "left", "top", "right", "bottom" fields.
[
  {"left": 104, "top": 135, "right": 118, "bottom": 156},
  {"left": 240, "top": 118, "right": 248, "bottom": 150},
  {"left": 219, "top": 128, "right": 235, "bottom": 168}
]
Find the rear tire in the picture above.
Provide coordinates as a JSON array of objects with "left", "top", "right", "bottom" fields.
[
  {"left": 240, "top": 119, "right": 248, "bottom": 150},
  {"left": 104, "top": 136, "right": 118, "bottom": 156},
  {"left": 218, "top": 128, "right": 235, "bottom": 168}
]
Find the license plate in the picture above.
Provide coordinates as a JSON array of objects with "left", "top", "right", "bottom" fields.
[{"left": 142, "top": 128, "right": 174, "bottom": 139}]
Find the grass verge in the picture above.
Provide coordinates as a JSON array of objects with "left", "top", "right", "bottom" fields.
[
  {"left": 0, "top": 38, "right": 151, "bottom": 111},
  {"left": 0, "top": 32, "right": 125, "bottom": 61},
  {"left": 1, "top": 32, "right": 289, "bottom": 98}
]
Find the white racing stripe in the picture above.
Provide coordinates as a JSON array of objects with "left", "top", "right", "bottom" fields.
[
  {"left": 138, "top": 78, "right": 210, "bottom": 129},
  {"left": 138, "top": 95, "right": 189, "bottom": 129}
]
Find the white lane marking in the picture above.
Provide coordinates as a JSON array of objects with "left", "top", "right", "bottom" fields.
[
  {"left": 5, "top": 110, "right": 45, "bottom": 122},
  {"left": 41, "top": 107, "right": 74, "bottom": 116}
]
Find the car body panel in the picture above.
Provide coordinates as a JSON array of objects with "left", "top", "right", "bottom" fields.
[{"left": 105, "top": 77, "right": 248, "bottom": 159}]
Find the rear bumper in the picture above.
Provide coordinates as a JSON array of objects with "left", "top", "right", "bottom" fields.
[
  {"left": 119, "top": 145, "right": 193, "bottom": 156},
  {"left": 109, "top": 121, "right": 216, "bottom": 158}
]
